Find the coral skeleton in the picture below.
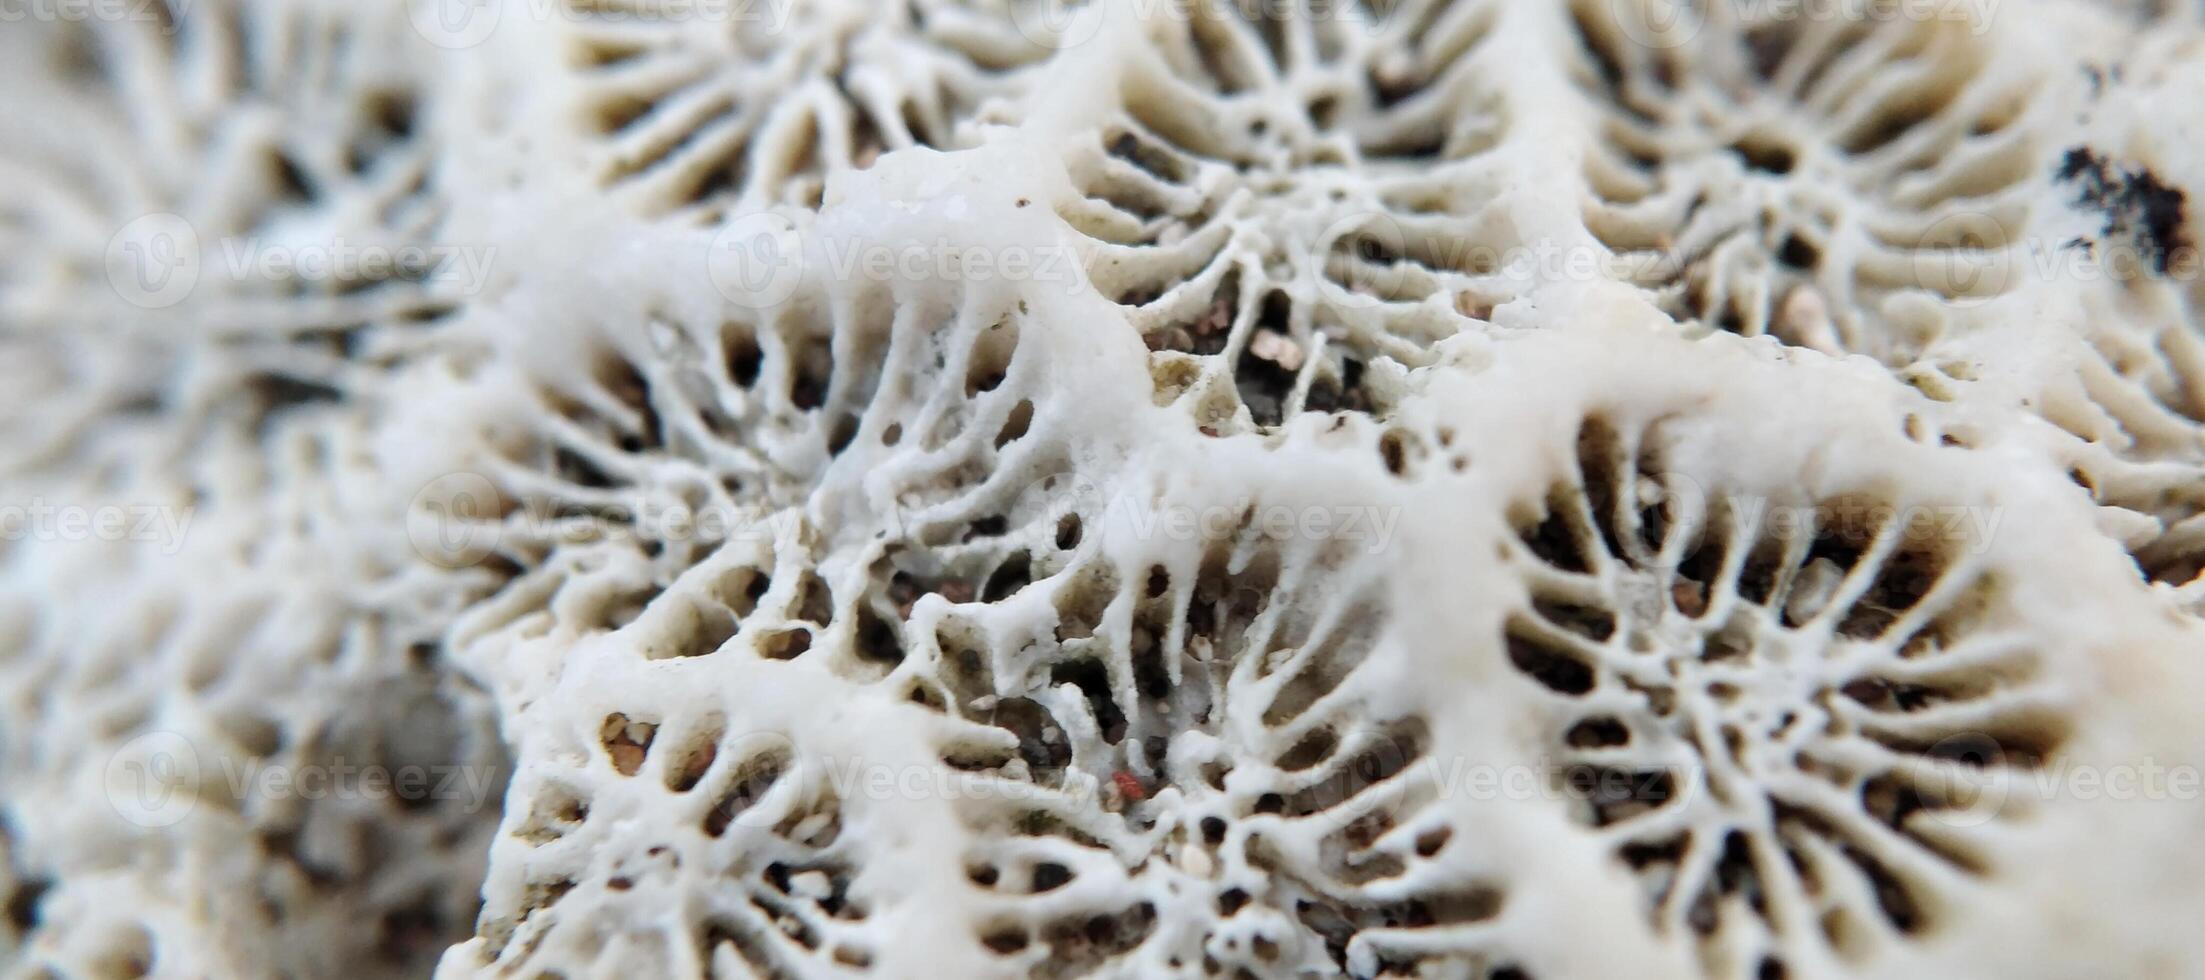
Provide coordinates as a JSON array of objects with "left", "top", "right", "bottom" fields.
[{"left": 4, "top": 0, "right": 2205, "bottom": 978}]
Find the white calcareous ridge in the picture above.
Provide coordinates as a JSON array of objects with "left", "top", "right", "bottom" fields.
[{"left": 4, "top": 1, "right": 2205, "bottom": 979}]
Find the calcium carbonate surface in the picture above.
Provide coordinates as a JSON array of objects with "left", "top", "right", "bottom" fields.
[{"left": 4, "top": 1, "right": 2205, "bottom": 978}]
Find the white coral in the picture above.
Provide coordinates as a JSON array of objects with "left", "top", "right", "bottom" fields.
[{"left": 5, "top": 1, "right": 2205, "bottom": 979}]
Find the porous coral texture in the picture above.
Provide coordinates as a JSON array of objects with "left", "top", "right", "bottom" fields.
[{"left": 4, "top": 1, "right": 2205, "bottom": 979}]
